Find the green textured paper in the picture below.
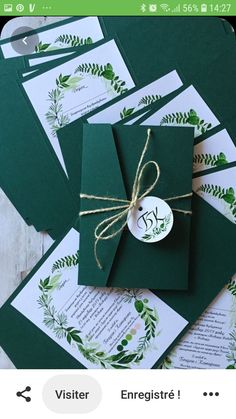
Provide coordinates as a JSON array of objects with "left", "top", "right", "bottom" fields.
[
  {"left": 0, "top": 76, "right": 78, "bottom": 239},
  {"left": 101, "top": 17, "right": 235, "bottom": 86},
  {"left": 0, "top": 193, "right": 235, "bottom": 369},
  {"left": 0, "top": 17, "right": 235, "bottom": 369},
  {"left": 137, "top": 48, "right": 236, "bottom": 134},
  {"left": 79, "top": 124, "right": 194, "bottom": 290},
  {"left": 59, "top": 40, "right": 236, "bottom": 201}
]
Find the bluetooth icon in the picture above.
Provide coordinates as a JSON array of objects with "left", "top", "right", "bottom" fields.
[{"left": 140, "top": 3, "right": 147, "bottom": 12}]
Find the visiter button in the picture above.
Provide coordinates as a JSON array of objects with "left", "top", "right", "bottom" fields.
[{"left": 42, "top": 375, "right": 102, "bottom": 414}]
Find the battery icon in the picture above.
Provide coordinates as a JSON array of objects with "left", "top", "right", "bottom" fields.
[{"left": 201, "top": 4, "right": 208, "bottom": 12}]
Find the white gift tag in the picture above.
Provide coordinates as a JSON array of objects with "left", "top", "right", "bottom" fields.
[{"left": 127, "top": 196, "right": 173, "bottom": 243}]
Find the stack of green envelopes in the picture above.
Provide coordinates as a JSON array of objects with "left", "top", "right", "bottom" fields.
[{"left": 0, "top": 16, "right": 235, "bottom": 369}]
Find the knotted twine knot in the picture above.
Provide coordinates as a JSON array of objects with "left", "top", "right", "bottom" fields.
[{"left": 80, "top": 128, "right": 192, "bottom": 270}]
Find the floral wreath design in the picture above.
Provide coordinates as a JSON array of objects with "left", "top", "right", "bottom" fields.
[
  {"left": 37, "top": 252, "right": 160, "bottom": 369},
  {"left": 46, "top": 63, "right": 129, "bottom": 136}
]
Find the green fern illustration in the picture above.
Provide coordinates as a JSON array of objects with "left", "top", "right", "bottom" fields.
[
  {"left": 46, "top": 88, "right": 70, "bottom": 135},
  {"left": 35, "top": 35, "right": 93, "bottom": 53},
  {"left": 75, "top": 63, "right": 128, "bottom": 95},
  {"left": 198, "top": 184, "right": 236, "bottom": 220},
  {"left": 55, "top": 34, "right": 93, "bottom": 47},
  {"left": 138, "top": 94, "right": 162, "bottom": 106},
  {"left": 52, "top": 250, "right": 79, "bottom": 273},
  {"left": 160, "top": 109, "right": 212, "bottom": 134},
  {"left": 228, "top": 279, "right": 236, "bottom": 296},
  {"left": 193, "top": 152, "right": 228, "bottom": 169}
]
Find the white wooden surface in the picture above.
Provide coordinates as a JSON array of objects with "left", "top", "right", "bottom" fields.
[{"left": 0, "top": 188, "right": 53, "bottom": 368}]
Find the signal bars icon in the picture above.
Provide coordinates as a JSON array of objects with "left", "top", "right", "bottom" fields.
[{"left": 172, "top": 4, "right": 181, "bottom": 13}]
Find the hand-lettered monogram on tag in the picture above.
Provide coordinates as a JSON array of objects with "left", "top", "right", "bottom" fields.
[{"left": 128, "top": 196, "right": 173, "bottom": 242}]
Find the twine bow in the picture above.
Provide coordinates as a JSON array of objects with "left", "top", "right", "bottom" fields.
[{"left": 80, "top": 128, "right": 192, "bottom": 270}]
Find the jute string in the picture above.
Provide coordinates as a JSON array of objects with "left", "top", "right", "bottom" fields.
[{"left": 80, "top": 128, "right": 192, "bottom": 270}]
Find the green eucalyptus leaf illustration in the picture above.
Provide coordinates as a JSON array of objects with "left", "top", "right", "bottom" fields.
[
  {"left": 120, "top": 107, "right": 135, "bottom": 119},
  {"left": 107, "top": 351, "right": 128, "bottom": 362},
  {"left": 70, "top": 332, "right": 83, "bottom": 344},
  {"left": 106, "top": 63, "right": 113, "bottom": 71},
  {"left": 35, "top": 41, "right": 51, "bottom": 52},
  {"left": 222, "top": 194, "right": 235, "bottom": 204},
  {"left": 95, "top": 352, "right": 105, "bottom": 357},
  {"left": 135, "top": 300, "right": 144, "bottom": 313},
  {"left": 215, "top": 152, "right": 228, "bottom": 166},
  {"left": 187, "top": 109, "right": 200, "bottom": 125},
  {"left": 101, "top": 69, "right": 115, "bottom": 80},
  {"left": 222, "top": 187, "right": 235, "bottom": 204},
  {"left": 111, "top": 364, "right": 130, "bottom": 369},
  {"left": 118, "top": 354, "right": 138, "bottom": 364}
]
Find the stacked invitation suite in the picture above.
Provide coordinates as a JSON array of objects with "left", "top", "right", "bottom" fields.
[{"left": 0, "top": 16, "right": 235, "bottom": 369}]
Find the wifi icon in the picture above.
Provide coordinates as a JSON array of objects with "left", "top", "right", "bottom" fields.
[{"left": 160, "top": 4, "right": 171, "bottom": 12}]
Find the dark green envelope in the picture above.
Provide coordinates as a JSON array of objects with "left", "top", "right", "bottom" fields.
[
  {"left": 0, "top": 75, "right": 78, "bottom": 239},
  {"left": 0, "top": 192, "right": 235, "bottom": 369},
  {"left": 0, "top": 17, "right": 235, "bottom": 367},
  {"left": 79, "top": 124, "right": 194, "bottom": 290},
  {"left": 0, "top": 37, "right": 135, "bottom": 239},
  {"left": 136, "top": 50, "right": 236, "bottom": 136},
  {"left": 57, "top": 41, "right": 236, "bottom": 244},
  {"left": 58, "top": 83, "right": 186, "bottom": 201},
  {"left": 0, "top": 17, "right": 234, "bottom": 240},
  {"left": 101, "top": 17, "right": 235, "bottom": 86}
]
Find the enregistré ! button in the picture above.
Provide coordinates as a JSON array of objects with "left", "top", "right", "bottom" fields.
[{"left": 42, "top": 375, "right": 102, "bottom": 414}]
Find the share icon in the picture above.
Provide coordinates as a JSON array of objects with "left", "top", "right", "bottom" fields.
[{"left": 16, "top": 386, "right": 31, "bottom": 402}]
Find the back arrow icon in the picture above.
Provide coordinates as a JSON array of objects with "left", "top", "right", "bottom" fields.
[{"left": 23, "top": 37, "right": 27, "bottom": 45}]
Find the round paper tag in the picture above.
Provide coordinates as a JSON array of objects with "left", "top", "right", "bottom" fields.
[{"left": 127, "top": 196, "right": 173, "bottom": 243}]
